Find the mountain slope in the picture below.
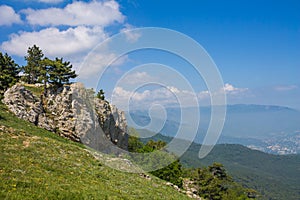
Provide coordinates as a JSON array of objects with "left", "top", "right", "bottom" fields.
[
  {"left": 182, "top": 143, "right": 300, "bottom": 200},
  {"left": 139, "top": 131, "right": 300, "bottom": 200},
  {"left": 0, "top": 104, "right": 190, "bottom": 200}
]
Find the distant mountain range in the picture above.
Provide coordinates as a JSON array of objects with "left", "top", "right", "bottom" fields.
[
  {"left": 127, "top": 104, "right": 300, "bottom": 154},
  {"left": 138, "top": 131, "right": 300, "bottom": 200}
]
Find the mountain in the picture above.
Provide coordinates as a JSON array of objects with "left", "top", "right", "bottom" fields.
[
  {"left": 138, "top": 131, "right": 300, "bottom": 200},
  {"left": 128, "top": 104, "right": 300, "bottom": 154},
  {"left": 0, "top": 103, "right": 191, "bottom": 200}
]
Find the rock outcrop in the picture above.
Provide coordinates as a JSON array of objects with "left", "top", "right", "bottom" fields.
[{"left": 2, "top": 83, "right": 128, "bottom": 152}]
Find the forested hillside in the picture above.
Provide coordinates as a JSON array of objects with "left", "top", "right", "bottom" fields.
[{"left": 139, "top": 131, "right": 300, "bottom": 200}]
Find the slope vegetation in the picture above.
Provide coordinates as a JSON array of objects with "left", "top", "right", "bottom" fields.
[
  {"left": 0, "top": 104, "right": 190, "bottom": 200},
  {"left": 140, "top": 131, "right": 300, "bottom": 200}
]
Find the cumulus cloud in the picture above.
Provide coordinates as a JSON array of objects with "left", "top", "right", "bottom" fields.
[
  {"left": 274, "top": 85, "right": 298, "bottom": 91},
  {"left": 111, "top": 83, "right": 249, "bottom": 109},
  {"left": 111, "top": 85, "right": 199, "bottom": 109},
  {"left": 223, "top": 83, "right": 248, "bottom": 95},
  {"left": 0, "top": 5, "right": 22, "bottom": 26},
  {"left": 1, "top": 26, "right": 107, "bottom": 57},
  {"left": 1, "top": 0, "right": 129, "bottom": 77},
  {"left": 22, "top": 0, "right": 124, "bottom": 26},
  {"left": 197, "top": 83, "right": 248, "bottom": 101},
  {"left": 111, "top": 86, "right": 175, "bottom": 109}
]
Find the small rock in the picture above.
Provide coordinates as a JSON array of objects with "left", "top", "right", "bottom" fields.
[{"left": 166, "top": 182, "right": 173, "bottom": 186}]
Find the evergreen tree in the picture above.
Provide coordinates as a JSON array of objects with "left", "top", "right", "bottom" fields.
[
  {"left": 208, "top": 162, "right": 229, "bottom": 180},
  {"left": 96, "top": 89, "right": 105, "bottom": 100},
  {"left": 127, "top": 134, "right": 183, "bottom": 187},
  {"left": 39, "top": 57, "right": 53, "bottom": 95},
  {"left": 151, "top": 159, "right": 183, "bottom": 188},
  {"left": 0, "top": 52, "right": 20, "bottom": 97},
  {"left": 24, "top": 45, "right": 44, "bottom": 84},
  {"left": 128, "top": 128, "right": 144, "bottom": 152},
  {"left": 49, "top": 58, "right": 77, "bottom": 88},
  {"left": 39, "top": 57, "right": 77, "bottom": 95},
  {"left": 197, "top": 164, "right": 229, "bottom": 200},
  {"left": 196, "top": 163, "right": 253, "bottom": 200}
]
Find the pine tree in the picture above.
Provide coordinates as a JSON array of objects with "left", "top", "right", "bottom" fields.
[
  {"left": 49, "top": 58, "right": 77, "bottom": 88},
  {"left": 0, "top": 52, "right": 20, "bottom": 97},
  {"left": 96, "top": 89, "right": 105, "bottom": 100},
  {"left": 39, "top": 57, "right": 53, "bottom": 96},
  {"left": 24, "top": 45, "right": 44, "bottom": 84},
  {"left": 38, "top": 57, "right": 77, "bottom": 95}
]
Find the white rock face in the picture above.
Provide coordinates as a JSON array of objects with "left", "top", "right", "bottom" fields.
[{"left": 3, "top": 83, "right": 128, "bottom": 152}]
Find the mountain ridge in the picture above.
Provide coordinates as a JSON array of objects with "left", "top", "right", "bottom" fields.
[
  {"left": 128, "top": 104, "right": 300, "bottom": 154},
  {"left": 137, "top": 130, "right": 300, "bottom": 200}
]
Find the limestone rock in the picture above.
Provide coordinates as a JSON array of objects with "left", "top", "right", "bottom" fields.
[{"left": 3, "top": 83, "right": 128, "bottom": 152}]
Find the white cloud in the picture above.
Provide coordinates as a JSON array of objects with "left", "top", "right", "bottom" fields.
[
  {"left": 197, "top": 83, "right": 248, "bottom": 101},
  {"left": 111, "top": 83, "right": 247, "bottom": 109},
  {"left": 0, "top": 5, "right": 22, "bottom": 26},
  {"left": 198, "top": 90, "right": 210, "bottom": 99},
  {"left": 223, "top": 83, "right": 248, "bottom": 95},
  {"left": 121, "top": 72, "right": 153, "bottom": 85},
  {"left": 1, "top": 26, "right": 107, "bottom": 57},
  {"left": 78, "top": 50, "right": 128, "bottom": 80},
  {"left": 22, "top": 0, "right": 124, "bottom": 26},
  {"left": 121, "top": 24, "right": 141, "bottom": 42},
  {"left": 1, "top": 0, "right": 128, "bottom": 77},
  {"left": 111, "top": 86, "right": 199, "bottom": 109},
  {"left": 274, "top": 85, "right": 298, "bottom": 91},
  {"left": 111, "top": 86, "right": 175, "bottom": 109}
]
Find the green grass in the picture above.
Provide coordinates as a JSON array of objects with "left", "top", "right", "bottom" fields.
[
  {"left": 23, "top": 84, "right": 44, "bottom": 97},
  {"left": 0, "top": 104, "right": 190, "bottom": 200}
]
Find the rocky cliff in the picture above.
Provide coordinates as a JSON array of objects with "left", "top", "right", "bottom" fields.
[{"left": 2, "top": 83, "right": 128, "bottom": 152}]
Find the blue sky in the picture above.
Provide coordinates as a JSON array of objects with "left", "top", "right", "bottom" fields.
[{"left": 0, "top": 0, "right": 299, "bottom": 109}]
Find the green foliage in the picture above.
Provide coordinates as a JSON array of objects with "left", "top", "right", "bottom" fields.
[
  {"left": 144, "top": 132, "right": 300, "bottom": 200},
  {"left": 182, "top": 143, "right": 300, "bottom": 200},
  {"left": 128, "top": 128, "right": 144, "bottom": 152},
  {"left": 151, "top": 159, "right": 183, "bottom": 188},
  {"left": 96, "top": 89, "right": 105, "bottom": 100},
  {"left": 128, "top": 130, "right": 183, "bottom": 187},
  {"left": 144, "top": 140, "right": 167, "bottom": 152},
  {"left": 39, "top": 57, "right": 53, "bottom": 95},
  {"left": 192, "top": 163, "right": 253, "bottom": 200},
  {"left": 48, "top": 57, "right": 77, "bottom": 87},
  {"left": 0, "top": 52, "right": 20, "bottom": 98},
  {"left": 128, "top": 131, "right": 256, "bottom": 196},
  {"left": 23, "top": 45, "right": 44, "bottom": 84},
  {"left": 208, "top": 163, "right": 229, "bottom": 180},
  {"left": 39, "top": 57, "right": 77, "bottom": 94},
  {"left": 23, "top": 45, "right": 77, "bottom": 94},
  {"left": 0, "top": 103, "right": 191, "bottom": 200},
  {"left": 196, "top": 163, "right": 229, "bottom": 199}
]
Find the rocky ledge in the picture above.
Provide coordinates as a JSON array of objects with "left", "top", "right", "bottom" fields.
[{"left": 2, "top": 83, "right": 128, "bottom": 151}]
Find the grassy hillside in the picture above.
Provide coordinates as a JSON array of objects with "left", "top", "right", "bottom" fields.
[
  {"left": 0, "top": 104, "right": 191, "bottom": 200},
  {"left": 139, "top": 131, "right": 300, "bottom": 200}
]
